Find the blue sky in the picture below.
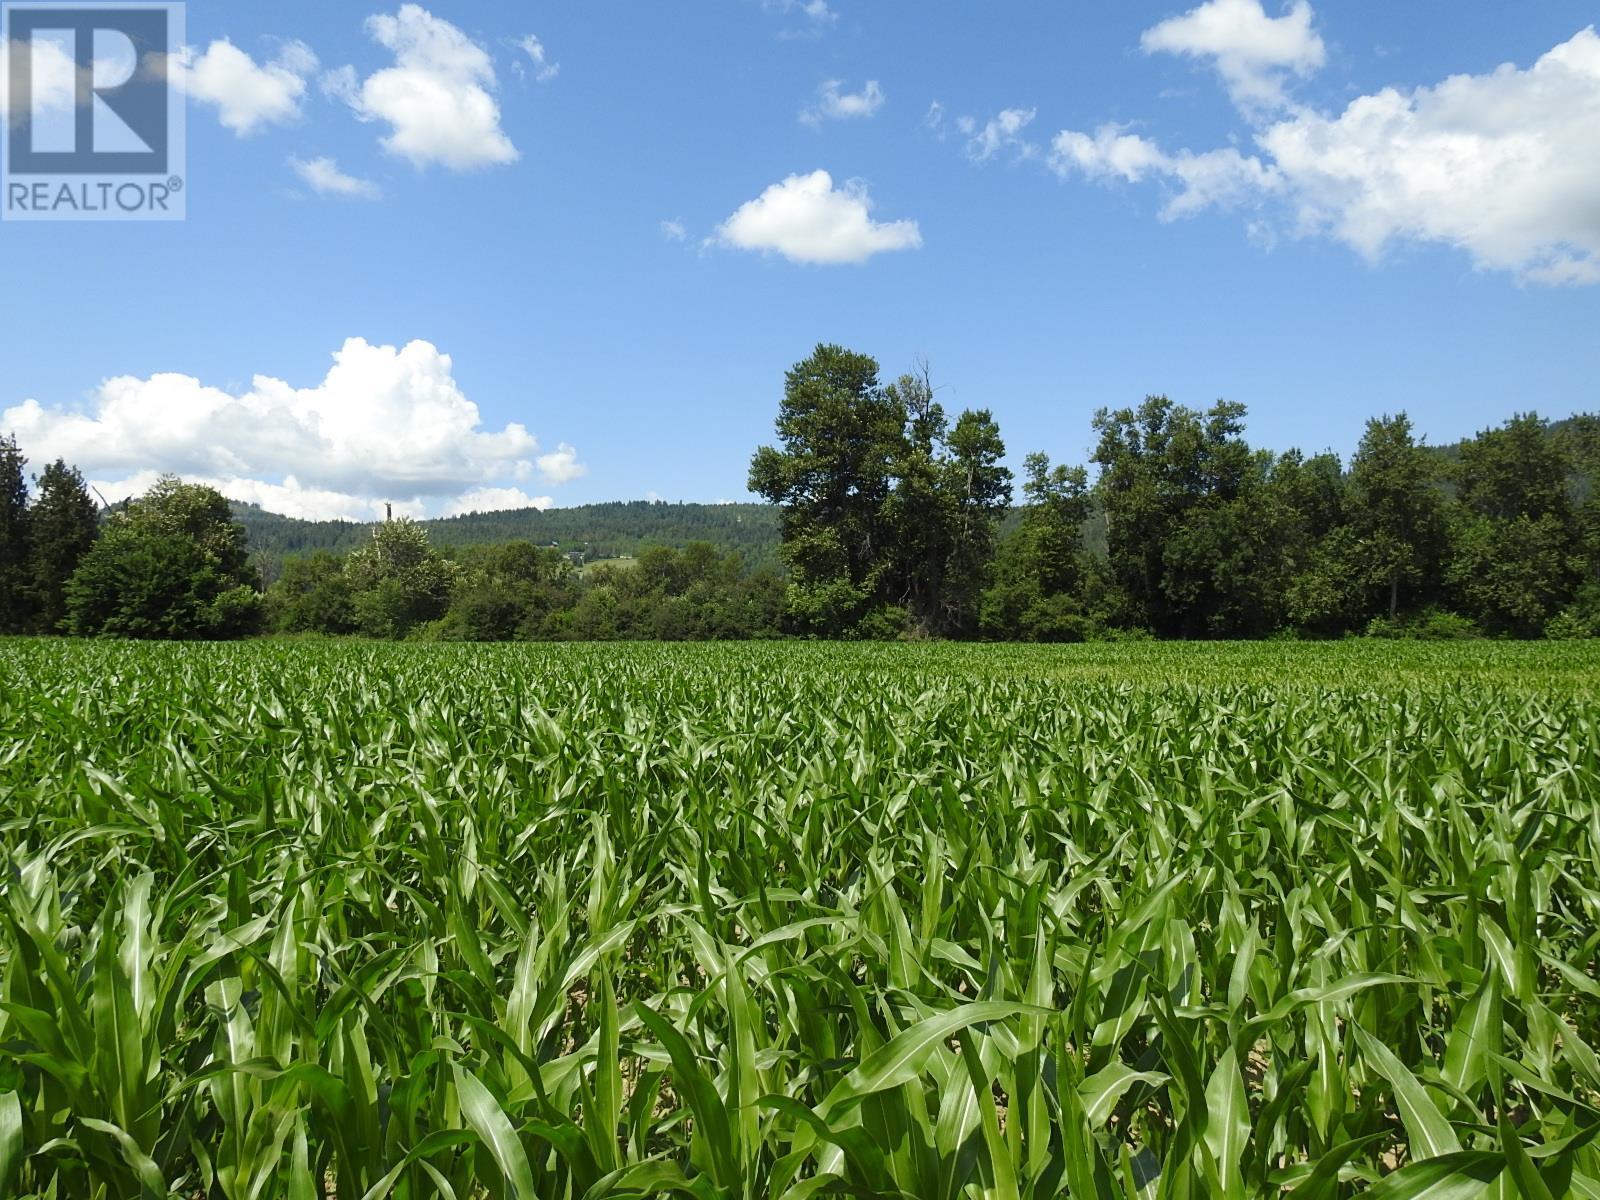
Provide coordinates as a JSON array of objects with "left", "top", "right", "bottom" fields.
[{"left": 2, "top": 0, "right": 1598, "bottom": 519}]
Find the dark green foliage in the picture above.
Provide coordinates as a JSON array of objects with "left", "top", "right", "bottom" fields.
[
  {"left": 750, "top": 345, "right": 908, "bottom": 635},
  {"left": 0, "top": 434, "right": 30, "bottom": 632},
  {"left": 1091, "top": 397, "right": 1288, "bottom": 638},
  {"left": 751, "top": 347, "right": 1012, "bottom": 637},
  {"left": 1444, "top": 414, "right": 1582, "bottom": 636},
  {"left": 8, "top": 393, "right": 1600, "bottom": 646},
  {"left": 25, "top": 460, "right": 99, "bottom": 632},
  {"left": 1345, "top": 413, "right": 1448, "bottom": 621},
  {"left": 882, "top": 368, "right": 1013, "bottom": 636},
  {"left": 64, "top": 476, "right": 261, "bottom": 639},
  {"left": 265, "top": 536, "right": 784, "bottom": 642},
  {"left": 1454, "top": 412, "right": 1573, "bottom": 522},
  {"left": 262, "top": 551, "right": 358, "bottom": 634},
  {"left": 982, "top": 453, "right": 1099, "bottom": 640},
  {"left": 345, "top": 518, "right": 456, "bottom": 637},
  {"left": 64, "top": 529, "right": 252, "bottom": 639}
]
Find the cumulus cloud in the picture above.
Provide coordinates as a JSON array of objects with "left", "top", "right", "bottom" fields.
[
  {"left": 446, "top": 487, "right": 553, "bottom": 516},
  {"left": 329, "top": 5, "right": 516, "bottom": 170},
  {"left": 660, "top": 218, "right": 687, "bottom": 241},
  {"left": 175, "top": 39, "right": 318, "bottom": 134},
  {"left": 801, "top": 78, "right": 884, "bottom": 125},
  {"left": 1254, "top": 29, "right": 1600, "bottom": 281},
  {"left": 714, "top": 169, "right": 922, "bottom": 265},
  {"left": 535, "top": 443, "right": 586, "bottom": 485},
  {"left": 1141, "top": 0, "right": 1325, "bottom": 108},
  {"left": 1051, "top": 21, "right": 1600, "bottom": 285},
  {"left": 0, "top": 35, "right": 77, "bottom": 123},
  {"left": 1, "top": 338, "right": 585, "bottom": 520},
  {"left": 289, "top": 155, "right": 380, "bottom": 198},
  {"left": 966, "top": 107, "right": 1038, "bottom": 162},
  {"left": 514, "top": 34, "right": 559, "bottom": 83}
]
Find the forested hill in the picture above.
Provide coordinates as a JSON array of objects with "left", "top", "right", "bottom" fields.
[{"left": 234, "top": 499, "right": 782, "bottom": 578}]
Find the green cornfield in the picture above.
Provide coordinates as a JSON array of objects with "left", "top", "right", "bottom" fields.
[{"left": 2, "top": 638, "right": 1599, "bottom": 1199}]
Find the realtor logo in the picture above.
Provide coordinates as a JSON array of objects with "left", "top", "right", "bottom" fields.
[{"left": 2, "top": 2, "right": 185, "bottom": 220}]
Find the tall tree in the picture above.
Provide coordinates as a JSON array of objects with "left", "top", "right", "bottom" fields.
[
  {"left": 1092, "top": 397, "right": 1285, "bottom": 637},
  {"left": 1446, "top": 413, "right": 1578, "bottom": 635},
  {"left": 1270, "top": 450, "right": 1363, "bottom": 636},
  {"left": 934, "top": 408, "right": 1012, "bottom": 633},
  {"left": 65, "top": 476, "right": 261, "bottom": 639},
  {"left": 1454, "top": 412, "right": 1572, "bottom": 522},
  {"left": 0, "top": 434, "right": 32, "bottom": 632},
  {"left": 750, "top": 345, "right": 905, "bottom": 635},
  {"left": 1345, "top": 414, "right": 1446, "bottom": 621},
  {"left": 27, "top": 460, "right": 99, "bottom": 632},
  {"left": 344, "top": 517, "right": 456, "bottom": 638},
  {"left": 752, "top": 347, "right": 1013, "bottom": 637},
  {"left": 883, "top": 367, "right": 1012, "bottom": 636}
]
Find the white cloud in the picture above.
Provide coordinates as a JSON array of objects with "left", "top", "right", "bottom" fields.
[
  {"left": 290, "top": 155, "right": 380, "bottom": 198},
  {"left": 1049, "top": 125, "right": 1279, "bottom": 218},
  {"left": 0, "top": 35, "right": 77, "bottom": 123},
  {"left": 660, "top": 218, "right": 688, "bottom": 241},
  {"left": 514, "top": 34, "right": 559, "bottom": 83},
  {"left": 1141, "top": 0, "right": 1325, "bottom": 108},
  {"left": 331, "top": 5, "right": 517, "bottom": 170},
  {"left": 175, "top": 39, "right": 318, "bottom": 134},
  {"left": 85, "top": 469, "right": 426, "bottom": 522},
  {"left": 446, "top": 487, "right": 554, "bottom": 516},
  {"left": 536, "top": 443, "right": 586, "bottom": 485},
  {"left": 714, "top": 169, "right": 922, "bottom": 265},
  {"left": 801, "top": 79, "right": 884, "bottom": 125},
  {"left": 1255, "top": 28, "right": 1600, "bottom": 281},
  {"left": 923, "top": 100, "right": 946, "bottom": 137},
  {"left": 1051, "top": 25, "right": 1600, "bottom": 285},
  {"left": 966, "top": 107, "right": 1038, "bottom": 162},
  {"left": 1, "top": 337, "right": 584, "bottom": 519}
]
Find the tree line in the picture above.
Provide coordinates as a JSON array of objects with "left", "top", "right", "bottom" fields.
[
  {"left": 2, "top": 344, "right": 1597, "bottom": 642},
  {"left": 749, "top": 344, "right": 1600, "bottom": 641},
  {"left": 0, "top": 439, "right": 784, "bottom": 641}
]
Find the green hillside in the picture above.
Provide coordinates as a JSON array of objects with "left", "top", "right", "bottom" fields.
[{"left": 235, "top": 499, "right": 781, "bottom": 580}]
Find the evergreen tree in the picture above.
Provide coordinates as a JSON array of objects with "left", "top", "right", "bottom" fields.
[
  {"left": 27, "top": 460, "right": 99, "bottom": 632},
  {"left": 0, "top": 434, "right": 32, "bottom": 632}
]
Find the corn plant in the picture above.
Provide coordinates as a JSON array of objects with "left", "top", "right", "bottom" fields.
[{"left": 1, "top": 637, "right": 1597, "bottom": 1198}]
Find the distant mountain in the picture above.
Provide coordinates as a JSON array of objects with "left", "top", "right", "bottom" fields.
[{"left": 234, "top": 499, "right": 782, "bottom": 581}]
